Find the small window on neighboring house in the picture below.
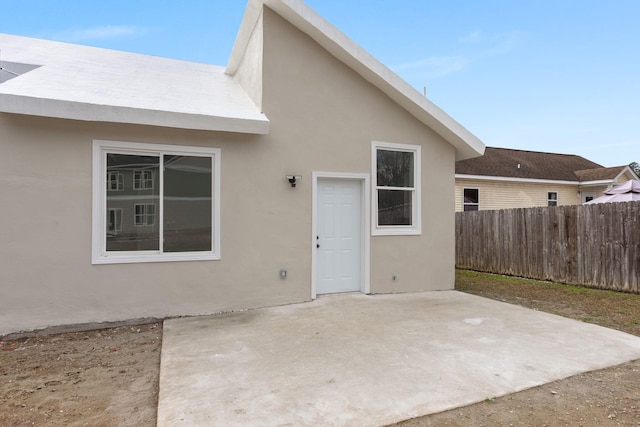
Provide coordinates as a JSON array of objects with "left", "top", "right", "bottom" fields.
[
  {"left": 372, "top": 141, "right": 421, "bottom": 235},
  {"left": 463, "top": 188, "right": 479, "bottom": 211},
  {"left": 92, "top": 140, "right": 221, "bottom": 264},
  {"left": 548, "top": 192, "right": 558, "bottom": 206}
]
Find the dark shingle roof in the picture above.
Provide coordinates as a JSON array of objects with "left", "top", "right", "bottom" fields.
[
  {"left": 573, "top": 166, "right": 629, "bottom": 181},
  {"left": 455, "top": 147, "right": 614, "bottom": 181}
]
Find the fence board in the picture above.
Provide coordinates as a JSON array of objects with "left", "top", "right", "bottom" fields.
[{"left": 455, "top": 201, "right": 640, "bottom": 293}]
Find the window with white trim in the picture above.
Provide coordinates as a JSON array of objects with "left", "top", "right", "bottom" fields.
[
  {"left": 133, "top": 170, "right": 154, "bottom": 190},
  {"left": 134, "top": 203, "right": 156, "bottom": 226},
  {"left": 106, "top": 172, "right": 123, "bottom": 191},
  {"left": 463, "top": 188, "right": 479, "bottom": 211},
  {"left": 372, "top": 141, "right": 421, "bottom": 235},
  {"left": 547, "top": 191, "right": 558, "bottom": 206},
  {"left": 92, "top": 140, "right": 220, "bottom": 264}
]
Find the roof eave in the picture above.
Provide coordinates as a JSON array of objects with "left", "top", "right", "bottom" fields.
[
  {"left": 0, "top": 94, "right": 270, "bottom": 134},
  {"left": 615, "top": 165, "right": 640, "bottom": 181},
  {"left": 455, "top": 173, "right": 624, "bottom": 187},
  {"left": 579, "top": 179, "right": 620, "bottom": 187},
  {"left": 455, "top": 174, "right": 580, "bottom": 185}
]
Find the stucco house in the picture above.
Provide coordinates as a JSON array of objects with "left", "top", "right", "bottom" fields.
[
  {"left": 0, "top": 0, "right": 484, "bottom": 334},
  {"left": 455, "top": 147, "right": 638, "bottom": 211}
]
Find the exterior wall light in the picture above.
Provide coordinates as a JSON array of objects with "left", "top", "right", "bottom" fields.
[{"left": 286, "top": 175, "right": 302, "bottom": 187}]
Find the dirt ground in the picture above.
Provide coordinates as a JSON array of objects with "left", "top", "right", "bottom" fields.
[
  {"left": 1, "top": 271, "right": 640, "bottom": 426},
  {"left": 0, "top": 323, "right": 161, "bottom": 427}
]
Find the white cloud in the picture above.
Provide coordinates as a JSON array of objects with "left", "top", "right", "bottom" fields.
[
  {"left": 56, "top": 25, "right": 150, "bottom": 42},
  {"left": 392, "top": 55, "right": 469, "bottom": 79},
  {"left": 391, "top": 30, "right": 525, "bottom": 81},
  {"left": 459, "top": 30, "right": 483, "bottom": 44},
  {"left": 482, "top": 31, "right": 526, "bottom": 56}
]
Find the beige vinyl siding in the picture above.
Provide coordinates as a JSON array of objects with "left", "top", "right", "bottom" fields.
[
  {"left": 455, "top": 179, "right": 582, "bottom": 211},
  {"left": 619, "top": 170, "right": 638, "bottom": 182}
]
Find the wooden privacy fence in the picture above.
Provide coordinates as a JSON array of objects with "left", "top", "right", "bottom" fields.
[{"left": 455, "top": 201, "right": 640, "bottom": 293}]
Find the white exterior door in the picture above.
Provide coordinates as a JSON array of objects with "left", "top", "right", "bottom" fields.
[{"left": 316, "top": 179, "right": 361, "bottom": 295}]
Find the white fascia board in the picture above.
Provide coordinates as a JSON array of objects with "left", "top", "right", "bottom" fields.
[
  {"left": 0, "top": 94, "right": 270, "bottom": 134},
  {"left": 455, "top": 174, "right": 580, "bottom": 185},
  {"left": 455, "top": 174, "right": 621, "bottom": 187},
  {"left": 236, "top": 0, "right": 484, "bottom": 160},
  {"left": 579, "top": 180, "right": 616, "bottom": 187}
]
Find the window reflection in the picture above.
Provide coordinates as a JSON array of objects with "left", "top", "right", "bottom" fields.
[
  {"left": 163, "top": 155, "right": 212, "bottom": 252},
  {"left": 378, "top": 189, "right": 412, "bottom": 225},
  {"left": 106, "top": 154, "right": 160, "bottom": 251}
]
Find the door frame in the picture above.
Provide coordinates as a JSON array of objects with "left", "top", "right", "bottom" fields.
[{"left": 311, "top": 172, "right": 370, "bottom": 299}]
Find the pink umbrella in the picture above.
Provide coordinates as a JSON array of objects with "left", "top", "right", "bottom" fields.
[{"left": 585, "top": 180, "right": 640, "bottom": 204}]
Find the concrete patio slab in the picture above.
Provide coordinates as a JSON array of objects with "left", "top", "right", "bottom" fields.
[{"left": 157, "top": 291, "right": 640, "bottom": 426}]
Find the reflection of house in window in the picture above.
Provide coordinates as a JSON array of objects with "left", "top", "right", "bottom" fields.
[
  {"left": 107, "top": 208, "right": 122, "bottom": 233},
  {"left": 95, "top": 140, "right": 218, "bottom": 261},
  {"left": 134, "top": 204, "right": 155, "bottom": 226},
  {"left": 106, "top": 172, "right": 124, "bottom": 191},
  {"left": 134, "top": 170, "right": 154, "bottom": 190}
]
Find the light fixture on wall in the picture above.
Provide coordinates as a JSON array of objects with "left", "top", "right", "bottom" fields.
[{"left": 286, "top": 175, "right": 302, "bottom": 188}]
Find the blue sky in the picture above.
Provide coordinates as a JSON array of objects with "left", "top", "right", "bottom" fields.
[{"left": 3, "top": 1, "right": 639, "bottom": 167}]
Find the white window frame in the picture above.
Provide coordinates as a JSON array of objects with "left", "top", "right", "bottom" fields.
[
  {"left": 371, "top": 141, "right": 421, "bottom": 236},
  {"left": 547, "top": 191, "right": 558, "bottom": 206},
  {"left": 92, "top": 140, "right": 221, "bottom": 264},
  {"left": 463, "top": 188, "right": 480, "bottom": 211}
]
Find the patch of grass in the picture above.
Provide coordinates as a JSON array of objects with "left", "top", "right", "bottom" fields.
[{"left": 455, "top": 269, "right": 640, "bottom": 337}]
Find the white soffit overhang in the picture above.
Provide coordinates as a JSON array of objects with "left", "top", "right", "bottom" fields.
[
  {"left": 228, "top": 0, "right": 485, "bottom": 161},
  {"left": 0, "top": 34, "right": 269, "bottom": 134},
  {"left": 456, "top": 174, "right": 618, "bottom": 187},
  {"left": 456, "top": 174, "right": 581, "bottom": 185}
]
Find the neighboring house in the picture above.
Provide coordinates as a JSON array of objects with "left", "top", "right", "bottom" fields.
[
  {"left": 455, "top": 147, "right": 638, "bottom": 211},
  {"left": 0, "top": 0, "right": 484, "bottom": 334}
]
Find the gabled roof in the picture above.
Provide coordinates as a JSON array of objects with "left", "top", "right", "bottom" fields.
[
  {"left": 455, "top": 147, "right": 627, "bottom": 182},
  {"left": 574, "top": 166, "right": 633, "bottom": 182},
  {"left": 0, "top": 33, "right": 269, "bottom": 133},
  {"left": 227, "top": 0, "right": 484, "bottom": 161}
]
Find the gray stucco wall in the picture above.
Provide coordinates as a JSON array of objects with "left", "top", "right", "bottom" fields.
[{"left": 0, "top": 8, "right": 455, "bottom": 334}]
